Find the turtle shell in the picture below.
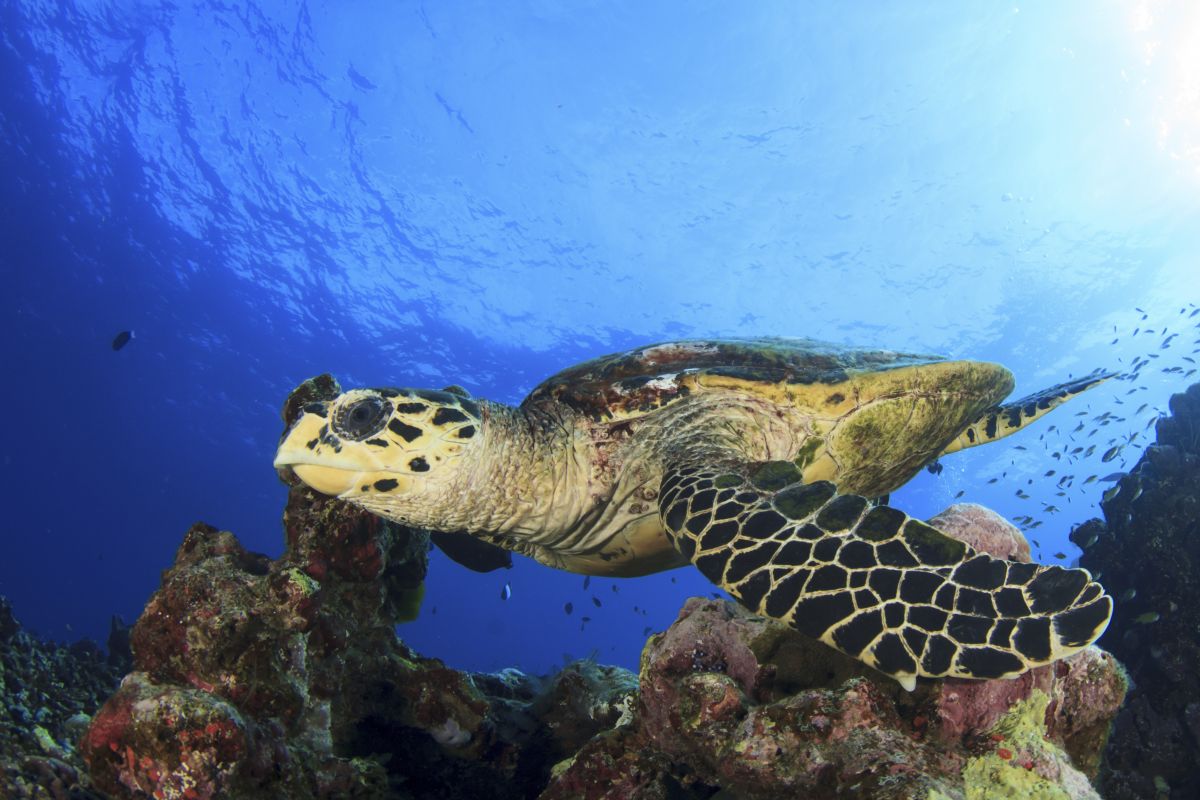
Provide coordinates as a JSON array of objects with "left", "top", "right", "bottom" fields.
[{"left": 522, "top": 337, "right": 951, "bottom": 422}]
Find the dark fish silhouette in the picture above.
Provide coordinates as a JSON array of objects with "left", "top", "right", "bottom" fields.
[
  {"left": 111, "top": 330, "right": 134, "bottom": 351},
  {"left": 564, "top": 602, "right": 573, "bottom": 615}
]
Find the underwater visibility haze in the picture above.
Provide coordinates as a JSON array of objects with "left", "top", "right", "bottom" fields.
[{"left": 2, "top": 0, "right": 1200, "bottom": 687}]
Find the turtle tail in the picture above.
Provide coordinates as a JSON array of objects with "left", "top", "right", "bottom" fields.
[{"left": 940, "top": 369, "right": 1115, "bottom": 456}]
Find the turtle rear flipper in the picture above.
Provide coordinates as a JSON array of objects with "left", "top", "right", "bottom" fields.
[{"left": 658, "top": 461, "right": 1112, "bottom": 691}]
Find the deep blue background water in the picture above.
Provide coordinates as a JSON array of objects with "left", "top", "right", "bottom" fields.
[{"left": 2, "top": 1, "right": 1198, "bottom": 676}]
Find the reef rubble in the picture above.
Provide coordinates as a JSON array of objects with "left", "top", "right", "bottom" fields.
[
  {"left": 0, "top": 594, "right": 126, "bottom": 799},
  {"left": 64, "top": 375, "right": 1130, "bottom": 799},
  {"left": 1071, "top": 381, "right": 1200, "bottom": 800}
]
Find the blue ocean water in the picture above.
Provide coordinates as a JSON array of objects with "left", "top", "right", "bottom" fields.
[{"left": 1, "top": 2, "right": 1197, "bottom": 678}]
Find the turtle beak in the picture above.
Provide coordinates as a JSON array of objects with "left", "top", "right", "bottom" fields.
[{"left": 274, "top": 412, "right": 380, "bottom": 497}]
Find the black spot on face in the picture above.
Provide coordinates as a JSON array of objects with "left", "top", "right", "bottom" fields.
[
  {"left": 388, "top": 418, "right": 423, "bottom": 443},
  {"left": 966, "top": 428, "right": 976, "bottom": 443},
  {"left": 305, "top": 438, "right": 319, "bottom": 450},
  {"left": 373, "top": 478, "right": 400, "bottom": 492},
  {"left": 302, "top": 402, "right": 328, "bottom": 417},
  {"left": 409, "top": 457, "right": 430, "bottom": 472},
  {"left": 412, "top": 389, "right": 460, "bottom": 404},
  {"left": 433, "top": 407, "right": 471, "bottom": 426},
  {"left": 394, "top": 402, "right": 428, "bottom": 415},
  {"left": 365, "top": 438, "right": 389, "bottom": 447},
  {"left": 457, "top": 425, "right": 476, "bottom": 439}
]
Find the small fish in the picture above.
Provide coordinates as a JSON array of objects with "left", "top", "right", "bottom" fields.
[
  {"left": 1053, "top": 552, "right": 1067, "bottom": 559},
  {"left": 564, "top": 602, "right": 573, "bottom": 615},
  {"left": 642, "top": 626, "right": 654, "bottom": 637},
  {"left": 1133, "top": 612, "right": 1160, "bottom": 624},
  {"left": 500, "top": 582, "right": 511, "bottom": 601},
  {"left": 987, "top": 477, "right": 999, "bottom": 484},
  {"left": 592, "top": 596, "right": 602, "bottom": 607},
  {"left": 954, "top": 490, "right": 965, "bottom": 498},
  {"left": 1099, "top": 473, "right": 1124, "bottom": 482},
  {"left": 583, "top": 576, "right": 591, "bottom": 590},
  {"left": 1101, "top": 446, "right": 1123, "bottom": 463},
  {"left": 1083, "top": 475, "right": 1098, "bottom": 485},
  {"left": 926, "top": 461, "right": 943, "bottom": 475},
  {"left": 111, "top": 330, "right": 134, "bottom": 351},
  {"left": 1101, "top": 486, "right": 1121, "bottom": 503},
  {"left": 1044, "top": 470, "right": 1056, "bottom": 477},
  {"left": 1119, "top": 588, "right": 1137, "bottom": 602}
]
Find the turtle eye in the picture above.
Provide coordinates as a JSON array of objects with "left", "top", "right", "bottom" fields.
[{"left": 333, "top": 395, "right": 389, "bottom": 440}]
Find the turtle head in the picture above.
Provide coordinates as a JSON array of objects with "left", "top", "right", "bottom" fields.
[{"left": 274, "top": 387, "right": 482, "bottom": 523}]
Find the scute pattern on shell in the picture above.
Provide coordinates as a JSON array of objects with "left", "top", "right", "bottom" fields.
[{"left": 523, "top": 337, "right": 947, "bottom": 421}]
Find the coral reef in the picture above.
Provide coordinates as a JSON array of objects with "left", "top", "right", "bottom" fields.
[
  {"left": 75, "top": 375, "right": 1128, "bottom": 799},
  {"left": 1071, "top": 381, "right": 1200, "bottom": 800},
  {"left": 0, "top": 594, "right": 124, "bottom": 799}
]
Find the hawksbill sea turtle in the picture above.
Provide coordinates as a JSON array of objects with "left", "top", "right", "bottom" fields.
[{"left": 274, "top": 338, "right": 1114, "bottom": 691}]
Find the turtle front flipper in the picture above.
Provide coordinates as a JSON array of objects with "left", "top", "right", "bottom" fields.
[{"left": 658, "top": 461, "right": 1112, "bottom": 691}]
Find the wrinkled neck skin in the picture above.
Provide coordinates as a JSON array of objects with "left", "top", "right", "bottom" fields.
[{"left": 387, "top": 400, "right": 590, "bottom": 541}]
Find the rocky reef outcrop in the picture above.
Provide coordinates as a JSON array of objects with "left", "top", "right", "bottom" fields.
[
  {"left": 0, "top": 595, "right": 125, "bottom": 798},
  {"left": 1071, "top": 382, "right": 1200, "bottom": 800},
  {"left": 74, "top": 375, "right": 1129, "bottom": 799}
]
